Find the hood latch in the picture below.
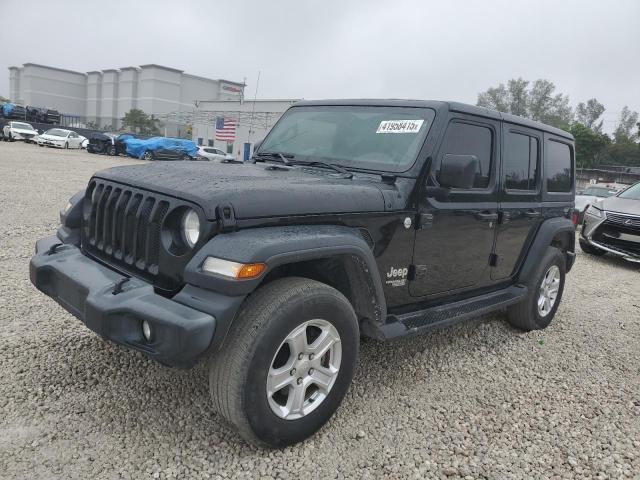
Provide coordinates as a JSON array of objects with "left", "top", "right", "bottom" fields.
[{"left": 216, "top": 203, "right": 237, "bottom": 232}]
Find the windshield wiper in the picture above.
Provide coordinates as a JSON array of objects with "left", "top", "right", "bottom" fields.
[
  {"left": 253, "top": 152, "right": 353, "bottom": 178},
  {"left": 252, "top": 151, "right": 294, "bottom": 165},
  {"left": 288, "top": 160, "right": 353, "bottom": 179}
]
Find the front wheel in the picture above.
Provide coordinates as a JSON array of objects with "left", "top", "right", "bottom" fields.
[
  {"left": 209, "top": 277, "right": 359, "bottom": 448},
  {"left": 64, "top": 142, "right": 68, "bottom": 149},
  {"left": 507, "top": 247, "right": 566, "bottom": 331},
  {"left": 107, "top": 145, "right": 116, "bottom": 156},
  {"left": 143, "top": 151, "right": 153, "bottom": 161}
]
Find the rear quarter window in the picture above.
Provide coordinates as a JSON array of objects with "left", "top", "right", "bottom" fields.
[{"left": 545, "top": 140, "right": 573, "bottom": 193}]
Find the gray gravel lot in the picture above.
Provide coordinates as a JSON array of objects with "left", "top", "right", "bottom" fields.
[{"left": 0, "top": 141, "right": 639, "bottom": 479}]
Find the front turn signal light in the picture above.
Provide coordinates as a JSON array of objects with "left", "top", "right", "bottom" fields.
[
  {"left": 237, "top": 263, "right": 266, "bottom": 279},
  {"left": 202, "top": 257, "right": 266, "bottom": 279}
]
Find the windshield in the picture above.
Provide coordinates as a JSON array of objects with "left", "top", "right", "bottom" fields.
[
  {"left": 582, "top": 187, "right": 615, "bottom": 197},
  {"left": 258, "top": 106, "right": 436, "bottom": 172},
  {"left": 618, "top": 182, "right": 640, "bottom": 200},
  {"left": 45, "top": 129, "right": 68, "bottom": 137},
  {"left": 12, "top": 122, "right": 34, "bottom": 130}
]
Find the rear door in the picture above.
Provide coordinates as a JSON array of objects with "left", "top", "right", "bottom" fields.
[{"left": 491, "top": 125, "right": 543, "bottom": 280}]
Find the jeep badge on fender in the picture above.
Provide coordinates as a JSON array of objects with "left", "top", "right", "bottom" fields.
[{"left": 29, "top": 100, "right": 576, "bottom": 448}]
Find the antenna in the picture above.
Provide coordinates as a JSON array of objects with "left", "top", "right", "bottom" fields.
[{"left": 247, "top": 70, "right": 260, "bottom": 144}]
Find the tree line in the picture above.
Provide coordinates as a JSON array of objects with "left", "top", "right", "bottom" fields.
[
  {"left": 477, "top": 78, "right": 640, "bottom": 169},
  {"left": 86, "top": 109, "right": 162, "bottom": 136}
]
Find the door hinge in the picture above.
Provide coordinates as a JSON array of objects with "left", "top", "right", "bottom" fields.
[
  {"left": 412, "top": 264, "right": 428, "bottom": 280},
  {"left": 417, "top": 213, "right": 434, "bottom": 230},
  {"left": 498, "top": 211, "right": 511, "bottom": 224}
]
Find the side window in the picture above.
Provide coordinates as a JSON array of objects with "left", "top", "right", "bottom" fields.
[
  {"left": 504, "top": 132, "right": 539, "bottom": 190},
  {"left": 546, "top": 140, "right": 573, "bottom": 192},
  {"left": 436, "top": 122, "right": 493, "bottom": 189},
  {"left": 197, "top": 137, "right": 203, "bottom": 146}
]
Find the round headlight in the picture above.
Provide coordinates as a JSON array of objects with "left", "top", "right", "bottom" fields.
[{"left": 182, "top": 209, "right": 200, "bottom": 247}]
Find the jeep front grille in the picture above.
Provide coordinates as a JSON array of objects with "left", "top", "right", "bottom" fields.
[{"left": 81, "top": 180, "right": 194, "bottom": 290}]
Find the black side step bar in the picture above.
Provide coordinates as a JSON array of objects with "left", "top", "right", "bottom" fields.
[{"left": 379, "top": 285, "right": 528, "bottom": 340}]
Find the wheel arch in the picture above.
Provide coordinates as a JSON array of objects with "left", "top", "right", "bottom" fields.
[
  {"left": 517, "top": 217, "right": 576, "bottom": 284},
  {"left": 184, "top": 225, "right": 387, "bottom": 350}
]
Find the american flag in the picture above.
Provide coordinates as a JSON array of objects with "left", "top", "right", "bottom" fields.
[{"left": 215, "top": 117, "right": 237, "bottom": 141}]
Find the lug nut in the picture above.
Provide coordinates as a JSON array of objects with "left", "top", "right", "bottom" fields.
[
  {"left": 308, "top": 368, "right": 315, "bottom": 375},
  {"left": 298, "top": 353, "right": 304, "bottom": 360},
  {"left": 290, "top": 368, "right": 296, "bottom": 376},
  {"left": 309, "top": 353, "right": 315, "bottom": 361},
  {"left": 297, "top": 377, "right": 303, "bottom": 385}
]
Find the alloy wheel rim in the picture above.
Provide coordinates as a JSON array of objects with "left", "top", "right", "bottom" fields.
[
  {"left": 538, "top": 265, "right": 560, "bottom": 317},
  {"left": 266, "top": 319, "right": 342, "bottom": 420}
]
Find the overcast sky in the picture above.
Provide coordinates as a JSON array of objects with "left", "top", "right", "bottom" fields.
[{"left": 1, "top": 0, "right": 638, "bottom": 132}]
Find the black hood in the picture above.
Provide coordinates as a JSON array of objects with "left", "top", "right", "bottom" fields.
[
  {"left": 599, "top": 196, "right": 640, "bottom": 216},
  {"left": 94, "top": 162, "right": 387, "bottom": 220}
]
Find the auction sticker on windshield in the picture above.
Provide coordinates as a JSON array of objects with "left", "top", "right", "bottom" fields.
[{"left": 376, "top": 119, "right": 424, "bottom": 134}]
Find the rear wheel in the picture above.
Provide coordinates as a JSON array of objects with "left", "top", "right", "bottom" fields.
[
  {"left": 209, "top": 277, "right": 359, "bottom": 448},
  {"left": 507, "top": 247, "right": 566, "bottom": 331},
  {"left": 107, "top": 145, "right": 116, "bottom": 156},
  {"left": 579, "top": 238, "right": 607, "bottom": 256}
]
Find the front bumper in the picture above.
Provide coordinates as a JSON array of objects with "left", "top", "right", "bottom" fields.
[
  {"left": 30, "top": 235, "right": 220, "bottom": 367},
  {"left": 581, "top": 210, "right": 640, "bottom": 263},
  {"left": 38, "top": 139, "right": 65, "bottom": 148}
]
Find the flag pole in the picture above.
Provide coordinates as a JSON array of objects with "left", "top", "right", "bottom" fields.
[{"left": 247, "top": 70, "right": 261, "bottom": 145}]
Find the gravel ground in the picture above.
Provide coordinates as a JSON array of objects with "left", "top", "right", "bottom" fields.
[{"left": 0, "top": 141, "right": 639, "bottom": 479}]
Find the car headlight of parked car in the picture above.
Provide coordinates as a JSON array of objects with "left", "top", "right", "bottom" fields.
[
  {"left": 585, "top": 204, "right": 604, "bottom": 218},
  {"left": 182, "top": 209, "right": 200, "bottom": 247}
]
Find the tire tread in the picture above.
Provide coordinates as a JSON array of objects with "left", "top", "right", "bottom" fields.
[{"left": 209, "top": 277, "right": 353, "bottom": 447}]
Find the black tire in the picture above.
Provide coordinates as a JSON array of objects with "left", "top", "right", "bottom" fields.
[
  {"left": 507, "top": 247, "right": 566, "bottom": 331},
  {"left": 143, "top": 151, "right": 153, "bottom": 161},
  {"left": 64, "top": 142, "right": 68, "bottom": 149},
  {"left": 107, "top": 145, "right": 116, "bottom": 156},
  {"left": 579, "top": 238, "right": 606, "bottom": 256},
  {"left": 8, "top": 133, "right": 14, "bottom": 142},
  {"left": 209, "top": 277, "right": 359, "bottom": 448}
]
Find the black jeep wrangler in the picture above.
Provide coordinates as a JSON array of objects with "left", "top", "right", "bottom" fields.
[{"left": 30, "top": 100, "right": 576, "bottom": 447}]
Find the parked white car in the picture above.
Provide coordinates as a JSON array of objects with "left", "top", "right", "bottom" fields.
[
  {"left": 2, "top": 121, "right": 39, "bottom": 143},
  {"left": 196, "top": 146, "right": 234, "bottom": 161},
  {"left": 37, "top": 128, "right": 84, "bottom": 149},
  {"left": 575, "top": 184, "right": 622, "bottom": 223}
]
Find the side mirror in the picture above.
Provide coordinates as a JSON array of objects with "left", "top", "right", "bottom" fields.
[{"left": 438, "top": 154, "right": 478, "bottom": 190}]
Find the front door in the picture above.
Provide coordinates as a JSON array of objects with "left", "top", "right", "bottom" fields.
[
  {"left": 410, "top": 116, "right": 500, "bottom": 297},
  {"left": 491, "top": 125, "right": 543, "bottom": 280}
]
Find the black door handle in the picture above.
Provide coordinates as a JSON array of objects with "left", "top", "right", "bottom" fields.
[
  {"left": 524, "top": 210, "right": 541, "bottom": 218},
  {"left": 475, "top": 211, "right": 498, "bottom": 221}
]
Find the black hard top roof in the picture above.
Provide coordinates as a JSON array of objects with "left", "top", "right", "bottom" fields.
[{"left": 293, "top": 99, "right": 573, "bottom": 140}]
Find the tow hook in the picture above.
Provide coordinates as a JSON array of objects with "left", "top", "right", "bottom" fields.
[
  {"left": 47, "top": 243, "right": 63, "bottom": 255},
  {"left": 112, "top": 277, "right": 130, "bottom": 295}
]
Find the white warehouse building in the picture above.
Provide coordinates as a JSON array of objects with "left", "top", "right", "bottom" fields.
[
  {"left": 188, "top": 99, "right": 298, "bottom": 160},
  {"left": 8, "top": 63, "right": 245, "bottom": 134}
]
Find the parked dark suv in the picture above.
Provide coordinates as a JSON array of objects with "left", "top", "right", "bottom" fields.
[{"left": 30, "top": 100, "right": 576, "bottom": 447}]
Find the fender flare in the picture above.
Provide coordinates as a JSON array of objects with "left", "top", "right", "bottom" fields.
[
  {"left": 184, "top": 225, "right": 385, "bottom": 306},
  {"left": 182, "top": 225, "right": 387, "bottom": 351},
  {"left": 517, "top": 217, "right": 576, "bottom": 284}
]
